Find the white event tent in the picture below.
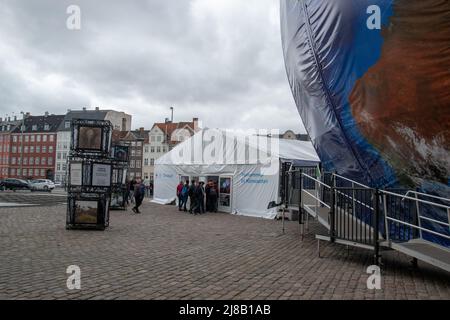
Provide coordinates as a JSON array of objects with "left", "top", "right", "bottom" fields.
[{"left": 152, "top": 129, "right": 320, "bottom": 219}]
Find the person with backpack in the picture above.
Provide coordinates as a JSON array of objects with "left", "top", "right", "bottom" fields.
[
  {"left": 180, "top": 181, "right": 189, "bottom": 212},
  {"left": 132, "top": 178, "right": 145, "bottom": 214}
]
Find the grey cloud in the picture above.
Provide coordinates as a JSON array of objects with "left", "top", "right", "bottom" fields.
[{"left": 0, "top": 0, "right": 305, "bottom": 133}]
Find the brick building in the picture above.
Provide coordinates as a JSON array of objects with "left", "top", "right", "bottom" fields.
[
  {"left": 0, "top": 117, "right": 21, "bottom": 179},
  {"left": 142, "top": 118, "right": 199, "bottom": 182},
  {"left": 7, "top": 113, "right": 64, "bottom": 180},
  {"left": 112, "top": 128, "right": 149, "bottom": 180}
]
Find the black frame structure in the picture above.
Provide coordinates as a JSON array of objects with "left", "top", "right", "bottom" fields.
[
  {"left": 109, "top": 145, "right": 129, "bottom": 210},
  {"left": 66, "top": 119, "right": 114, "bottom": 230}
]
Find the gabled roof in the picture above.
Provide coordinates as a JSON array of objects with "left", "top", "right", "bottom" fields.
[{"left": 156, "top": 128, "right": 320, "bottom": 166}]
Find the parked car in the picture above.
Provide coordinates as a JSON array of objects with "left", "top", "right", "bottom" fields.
[
  {"left": 29, "top": 179, "right": 55, "bottom": 192},
  {"left": 0, "top": 178, "right": 31, "bottom": 191}
]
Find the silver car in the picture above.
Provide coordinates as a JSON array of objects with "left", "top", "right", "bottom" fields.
[{"left": 30, "top": 179, "right": 55, "bottom": 192}]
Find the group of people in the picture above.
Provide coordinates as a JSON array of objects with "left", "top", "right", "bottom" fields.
[
  {"left": 176, "top": 180, "right": 218, "bottom": 215},
  {"left": 126, "top": 178, "right": 146, "bottom": 213}
]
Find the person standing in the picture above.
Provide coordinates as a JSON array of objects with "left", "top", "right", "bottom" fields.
[
  {"left": 180, "top": 181, "right": 189, "bottom": 212},
  {"left": 195, "top": 181, "right": 206, "bottom": 214},
  {"left": 176, "top": 181, "right": 184, "bottom": 211},
  {"left": 188, "top": 180, "right": 197, "bottom": 214},
  {"left": 132, "top": 178, "right": 145, "bottom": 213},
  {"left": 209, "top": 181, "right": 218, "bottom": 213},
  {"left": 129, "top": 178, "right": 136, "bottom": 204}
]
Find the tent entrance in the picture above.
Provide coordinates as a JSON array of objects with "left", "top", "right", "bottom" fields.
[{"left": 218, "top": 176, "right": 232, "bottom": 213}]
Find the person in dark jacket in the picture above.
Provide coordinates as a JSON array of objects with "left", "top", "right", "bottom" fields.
[
  {"left": 132, "top": 178, "right": 145, "bottom": 213},
  {"left": 195, "top": 181, "right": 206, "bottom": 214},
  {"left": 206, "top": 180, "right": 218, "bottom": 212},
  {"left": 188, "top": 180, "right": 197, "bottom": 214}
]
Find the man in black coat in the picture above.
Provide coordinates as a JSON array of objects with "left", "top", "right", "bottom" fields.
[{"left": 188, "top": 180, "right": 197, "bottom": 214}]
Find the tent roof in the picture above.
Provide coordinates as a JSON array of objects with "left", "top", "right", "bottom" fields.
[{"left": 156, "top": 128, "right": 320, "bottom": 166}]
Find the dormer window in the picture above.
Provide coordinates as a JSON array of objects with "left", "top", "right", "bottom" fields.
[
  {"left": 32, "top": 124, "right": 37, "bottom": 131},
  {"left": 44, "top": 124, "right": 50, "bottom": 131},
  {"left": 65, "top": 121, "right": 70, "bottom": 129}
]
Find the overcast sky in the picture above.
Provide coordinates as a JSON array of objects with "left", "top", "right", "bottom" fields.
[{"left": 0, "top": 0, "right": 305, "bottom": 133}]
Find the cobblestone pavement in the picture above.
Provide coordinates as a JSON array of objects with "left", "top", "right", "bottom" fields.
[
  {"left": 0, "top": 201, "right": 449, "bottom": 300},
  {"left": 0, "top": 190, "right": 66, "bottom": 207}
]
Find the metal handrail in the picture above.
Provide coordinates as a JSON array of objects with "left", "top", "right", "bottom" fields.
[
  {"left": 420, "top": 215, "right": 450, "bottom": 228},
  {"left": 302, "top": 189, "right": 331, "bottom": 208},
  {"left": 386, "top": 216, "right": 450, "bottom": 240},
  {"left": 332, "top": 173, "right": 370, "bottom": 189},
  {"left": 381, "top": 189, "right": 450, "bottom": 210},
  {"left": 402, "top": 190, "right": 450, "bottom": 203},
  {"left": 301, "top": 173, "right": 331, "bottom": 189},
  {"left": 335, "top": 188, "right": 374, "bottom": 211}
]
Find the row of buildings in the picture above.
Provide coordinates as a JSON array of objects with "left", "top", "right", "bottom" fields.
[
  {"left": 0, "top": 108, "right": 200, "bottom": 184},
  {"left": 0, "top": 107, "right": 307, "bottom": 184}
]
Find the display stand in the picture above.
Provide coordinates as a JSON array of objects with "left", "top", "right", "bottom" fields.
[
  {"left": 110, "top": 145, "right": 129, "bottom": 210},
  {"left": 66, "top": 119, "right": 114, "bottom": 230}
]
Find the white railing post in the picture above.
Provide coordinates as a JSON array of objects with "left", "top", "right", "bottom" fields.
[
  {"left": 383, "top": 193, "right": 389, "bottom": 242},
  {"left": 415, "top": 193, "right": 422, "bottom": 239}
]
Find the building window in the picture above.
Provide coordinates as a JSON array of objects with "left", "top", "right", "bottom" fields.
[
  {"left": 131, "top": 150, "right": 135, "bottom": 156},
  {"left": 35, "top": 169, "right": 39, "bottom": 176},
  {"left": 151, "top": 136, "right": 155, "bottom": 142},
  {"left": 150, "top": 158, "right": 154, "bottom": 165},
  {"left": 136, "top": 160, "right": 141, "bottom": 168},
  {"left": 32, "top": 125, "right": 37, "bottom": 131},
  {"left": 62, "top": 164, "right": 67, "bottom": 171},
  {"left": 57, "top": 152, "right": 61, "bottom": 160},
  {"left": 162, "top": 147, "right": 166, "bottom": 153},
  {"left": 65, "top": 121, "right": 70, "bottom": 129},
  {"left": 144, "top": 158, "right": 148, "bottom": 166},
  {"left": 24, "top": 146, "right": 29, "bottom": 153},
  {"left": 36, "top": 135, "right": 41, "bottom": 142},
  {"left": 11, "top": 157, "right": 16, "bottom": 165},
  {"left": 29, "top": 157, "right": 34, "bottom": 165},
  {"left": 11, "top": 168, "right": 16, "bottom": 175},
  {"left": 48, "top": 157, "right": 53, "bottom": 165},
  {"left": 63, "top": 153, "right": 67, "bottom": 160},
  {"left": 157, "top": 135, "right": 161, "bottom": 142},
  {"left": 41, "top": 169, "right": 45, "bottom": 176},
  {"left": 35, "top": 158, "right": 40, "bottom": 165},
  {"left": 42, "top": 157, "right": 46, "bottom": 165},
  {"left": 30, "top": 135, "right": 35, "bottom": 142},
  {"left": 130, "top": 160, "right": 135, "bottom": 168},
  {"left": 36, "top": 146, "right": 41, "bottom": 153},
  {"left": 136, "top": 150, "right": 141, "bottom": 156},
  {"left": 144, "top": 146, "right": 149, "bottom": 153},
  {"left": 151, "top": 146, "right": 155, "bottom": 153},
  {"left": 49, "top": 135, "right": 54, "bottom": 142},
  {"left": 43, "top": 135, "right": 47, "bottom": 142},
  {"left": 24, "top": 158, "right": 28, "bottom": 165},
  {"left": 23, "top": 169, "right": 27, "bottom": 176},
  {"left": 44, "top": 124, "right": 50, "bottom": 131},
  {"left": 30, "top": 146, "right": 34, "bottom": 153},
  {"left": 49, "top": 146, "right": 53, "bottom": 153},
  {"left": 12, "top": 146, "right": 17, "bottom": 153},
  {"left": 13, "top": 136, "right": 17, "bottom": 142},
  {"left": 25, "top": 136, "right": 29, "bottom": 142},
  {"left": 156, "top": 146, "right": 161, "bottom": 153},
  {"left": 136, "top": 141, "right": 142, "bottom": 147},
  {"left": 42, "top": 146, "right": 47, "bottom": 153}
]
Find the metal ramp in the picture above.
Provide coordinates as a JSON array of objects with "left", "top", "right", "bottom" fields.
[{"left": 278, "top": 165, "right": 450, "bottom": 272}]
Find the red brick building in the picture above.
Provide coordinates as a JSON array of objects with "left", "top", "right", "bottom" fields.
[
  {"left": 0, "top": 117, "right": 21, "bottom": 179},
  {"left": 7, "top": 113, "right": 64, "bottom": 180}
]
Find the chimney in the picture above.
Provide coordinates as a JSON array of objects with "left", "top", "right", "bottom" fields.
[
  {"left": 14, "top": 116, "right": 17, "bottom": 121},
  {"left": 193, "top": 117, "right": 199, "bottom": 131},
  {"left": 82, "top": 107, "right": 86, "bottom": 111},
  {"left": 139, "top": 127, "right": 144, "bottom": 134},
  {"left": 95, "top": 107, "right": 99, "bottom": 111},
  {"left": 44, "top": 111, "right": 49, "bottom": 117},
  {"left": 25, "top": 112, "right": 31, "bottom": 117},
  {"left": 165, "top": 118, "right": 169, "bottom": 123},
  {"left": 8, "top": 117, "right": 10, "bottom": 121}
]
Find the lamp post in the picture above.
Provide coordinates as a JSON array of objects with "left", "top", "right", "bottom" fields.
[
  {"left": 170, "top": 106, "right": 173, "bottom": 122},
  {"left": 19, "top": 111, "right": 24, "bottom": 179}
]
